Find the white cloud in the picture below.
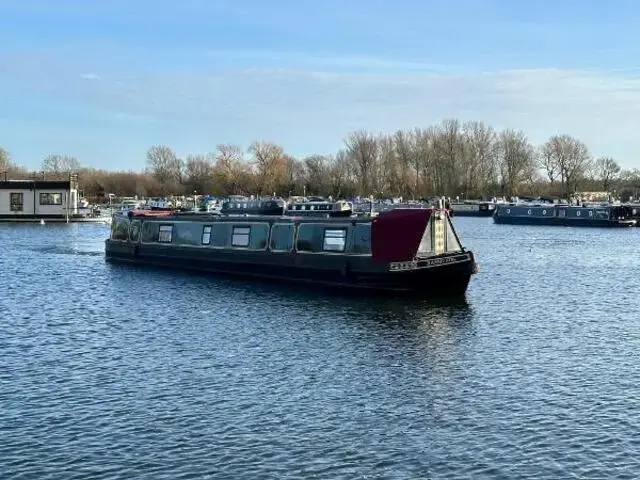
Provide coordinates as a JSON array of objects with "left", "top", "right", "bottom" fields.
[
  {"left": 2, "top": 51, "right": 640, "bottom": 168},
  {"left": 203, "top": 49, "right": 457, "bottom": 73}
]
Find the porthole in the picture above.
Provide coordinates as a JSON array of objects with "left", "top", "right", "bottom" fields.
[
  {"left": 527, "top": 209, "right": 532, "bottom": 215},
  {"left": 506, "top": 209, "right": 511, "bottom": 214},
  {"left": 542, "top": 210, "right": 547, "bottom": 215},
  {"left": 576, "top": 211, "right": 581, "bottom": 217}
]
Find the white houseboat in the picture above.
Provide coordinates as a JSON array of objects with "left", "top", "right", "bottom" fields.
[{"left": 0, "top": 177, "right": 83, "bottom": 222}]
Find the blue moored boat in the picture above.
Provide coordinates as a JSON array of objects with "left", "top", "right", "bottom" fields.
[
  {"left": 449, "top": 200, "right": 499, "bottom": 217},
  {"left": 493, "top": 204, "right": 636, "bottom": 227}
]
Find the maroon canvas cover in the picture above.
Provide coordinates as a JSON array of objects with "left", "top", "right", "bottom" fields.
[
  {"left": 131, "top": 210, "right": 172, "bottom": 217},
  {"left": 371, "top": 209, "right": 433, "bottom": 263}
]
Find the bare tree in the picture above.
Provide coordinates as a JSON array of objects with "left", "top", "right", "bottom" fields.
[
  {"left": 145, "top": 145, "right": 183, "bottom": 188},
  {"left": 393, "top": 130, "right": 415, "bottom": 199},
  {"left": 184, "top": 154, "right": 214, "bottom": 194},
  {"left": 344, "top": 130, "right": 378, "bottom": 196},
  {"left": 462, "top": 121, "right": 498, "bottom": 197},
  {"left": 213, "top": 144, "right": 249, "bottom": 195},
  {"left": 248, "top": 141, "right": 286, "bottom": 195},
  {"left": 413, "top": 127, "right": 438, "bottom": 197},
  {"left": 42, "top": 154, "right": 81, "bottom": 175},
  {"left": 539, "top": 142, "right": 559, "bottom": 186},
  {"left": 326, "top": 150, "right": 355, "bottom": 198},
  {"left": 594, "top": 156, "right": 621, "bottom": 193},
  {"left": 0, "top": 147, "right": 11, "bottom": 171},
  {"left": 541, "top": 135, "right": 591, "bottom": 198},
  {"left": 619, "top": 168, "right": 640, "bottom": 200},
  {"left": 0, "top": 147, "right": 28, "bottom": 179},
  {"left": 433, "top": 119, "right": 465, "bottom": 196},
  {"left": 377, "top": 135, "right": 398, "bottom": 197},
  {"left": 214, "top": 144, "right": 244, "bottom": 175},
  {"left": 302, "top": 155, "right": 328, "bottom": 195},
  {"left": 497, "top": 129, "right": 537, "bottom": 197},
  {"left": 5, "top": 117, "right": 628, "bottom": 201},
  {"left": 280, "top": 155, "right": 304, "bottom": 196}
]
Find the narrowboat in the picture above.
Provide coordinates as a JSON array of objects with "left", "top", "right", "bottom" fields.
[
  {"left": 219, "top": 198, "right": 353, "bottom": 217},
  {"left": 286, "top": 199, "right": 353, "bottom": 217},
  {"left": 449, "top": 201, "right": 498, "bottom": 217},
  {"left": 493, "top": 204, "right": 636, "bottom": 227},
  {"left": 622, "top": 203, "right": 640, "bottom": 226},
  {"left": 146, "top": 198, "right": 173, "bottom": 211},
  {"left": 221, "top": 198, "right": 287, "bottom": 216},
  {"left": 105, "top": 201, "right": 478, "bottom": 297}
]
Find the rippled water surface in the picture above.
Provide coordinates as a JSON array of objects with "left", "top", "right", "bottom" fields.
[{"left": 2, "top": 219, "right": 640, "bottom": 479}]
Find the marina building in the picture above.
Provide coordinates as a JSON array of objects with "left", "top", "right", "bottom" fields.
[{"left": 0, "top": 177, "right": 79, "bottom": 220}]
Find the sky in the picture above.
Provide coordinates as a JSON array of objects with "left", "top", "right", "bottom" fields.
[{"left": 1, "top": 0, "right": 640, "bottom": 171}]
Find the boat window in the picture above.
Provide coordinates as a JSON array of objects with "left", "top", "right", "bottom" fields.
[
  {"left": 111, "top": 217, "right": 129, "bottom": 240},
  {"left": 558, "top": 209, "right": 566, "bottom": 218},
  {"left": 445, "top": 216, "right": 462, "bottom": 252},
  {"left": 211, "top": 223, "right": 231, "bottom": 247},
  {"left": 129, "top": 220, "right": 141, "bottom": 242},
  {"left": 158, "top": 224, "right": 173, "bottom": 243},
  {"left": 248, "top": 224, "right": 269, "bottom": 249},
  {"left": 202, "top": 225, "right": 212, "bottom": 245},
  {"left": 10, "top": 192, "right": 23, "bottom": 212},
  {"left": 270, "top": 223, "right": 295, "bottom": 252},
  {"left": 140, "top": 222, "right": 157, "bottom": 242},
  {"left": 296, "top": 224, "right": 321, "bottom": 252},
  {"left": 172, "top": 223, "right": 202, "bottom": 245},
  {"left": 40, "top": 192, "right": 62, "bottom": 205},
  {"left": 232, "top": 226, "right": 251, "bottom": 247},
  {"left": 323, "top": 228, "right": 346, "bottom": 252},
  {"left": 417, "top": 218, "right": 433, "bottom": 254},
  {"left": 351, "top": 223, "right": 371, "bottom": 254}
]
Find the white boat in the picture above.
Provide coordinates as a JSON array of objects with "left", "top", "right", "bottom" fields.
[
  {"left": 146, "top": 198, "right": 173, "bottom": 210},
  {"left": 119, "top": 200, "right": 145, "bottom": 213}
]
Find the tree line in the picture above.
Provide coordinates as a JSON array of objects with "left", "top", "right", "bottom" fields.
[{"left": 2, "top": 119, "right": 639, "bottom": 202}]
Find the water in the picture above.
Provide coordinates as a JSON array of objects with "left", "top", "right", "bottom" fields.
[{"left": 2, "top": 219, "right": 640, "bottom": 479}]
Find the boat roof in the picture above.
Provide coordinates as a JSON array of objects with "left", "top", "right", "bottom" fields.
[
  {"left": 119, "top": 208, "right": 439, "bottom": 224},
  {"left": 123, "top": 211, "right": 368, "bottom": 223},
  {"left": 503, "top": 203, "right": 616, "bottom": 208}
]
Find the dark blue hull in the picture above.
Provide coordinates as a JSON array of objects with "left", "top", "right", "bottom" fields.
[
  {"left": 450, "top": 209, "right": 494, "bottom": 217},
  {"left": 493, "top": 215, "right": 634, "bottom": 228},
  {"left": 105, "top": 240, "right": 476, "bottom": 298}
]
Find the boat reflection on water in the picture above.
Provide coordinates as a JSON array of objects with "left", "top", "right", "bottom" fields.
[
  {"left": 226, "top": 264, "right": 473, "bottom": 332},
  {"left": 327, "top": 294, "right": 472, "bottom": 329},
  {"left": 108, "top": 261, "right": 476, "bottom": 373},
  {"left": 252, "top": 278, "right": 475, "bottom": 348},
  {"left": 109, "top": 259, "right": 472, "bottom": 331},
  {"left": 278, "top": 284, "right": 477, "bottom": 370}
]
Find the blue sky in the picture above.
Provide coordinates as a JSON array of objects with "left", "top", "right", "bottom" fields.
[{"left": 1, "top": 0, "right": 640, "bottom": 170}]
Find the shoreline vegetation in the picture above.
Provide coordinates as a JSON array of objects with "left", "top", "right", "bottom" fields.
[{"left": 0, "top": 119, "right": 635, "bottom": 202}]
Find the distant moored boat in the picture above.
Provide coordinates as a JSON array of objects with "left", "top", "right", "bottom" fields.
[
  {"left": 493, "top": 203, "right": 636, "bottom": 227},
  {"left": 449, "top": 201, "right": 498, "bottom": 217}
]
